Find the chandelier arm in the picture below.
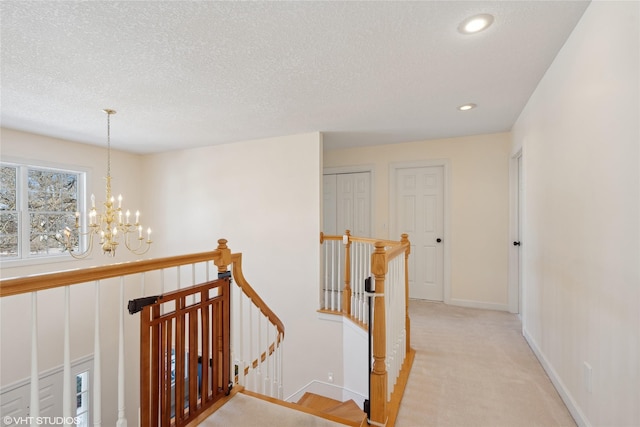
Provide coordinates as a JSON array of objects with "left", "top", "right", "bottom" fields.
[
  {"left": 123, "top": 231, "right": 152, "bottom": 254},
  {"left": 64, "top": 229, "right": 97, "bottom": 259}
]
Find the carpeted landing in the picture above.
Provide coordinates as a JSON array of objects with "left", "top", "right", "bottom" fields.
[
  {"left": 201, "top": 301, "right": 575, "bottom": 427},
  {"left": 197, "top": 392, "right": 347, "bottom": 427},
  {"left": 395, "top": 300, "right": 576, "bottom": 427}
]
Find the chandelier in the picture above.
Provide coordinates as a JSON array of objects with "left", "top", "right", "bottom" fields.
[{"left": 63, "top": 109, "right": 152, "bottom": 258}]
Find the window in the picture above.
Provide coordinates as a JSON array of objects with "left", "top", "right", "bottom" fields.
[
  {"left": 0, "top": 162, "right": 85, "bottom": 260},
  {"left": 75, "top": 371, "right": 89, "bottom": 427}
]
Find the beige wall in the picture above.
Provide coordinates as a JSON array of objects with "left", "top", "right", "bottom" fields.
[
  {"left": 324, "top": 132, "right": 511, "bottom": 309},
  {"left": 512, "top": 2, "right": 640, "bottom": 426},
  {"left": 143, "top": 132, "right": 341, "bottom": 399}
]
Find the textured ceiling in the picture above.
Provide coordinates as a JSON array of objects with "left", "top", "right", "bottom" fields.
[{"left": 0, "top": 1, "right": 589, "bottom": 154}]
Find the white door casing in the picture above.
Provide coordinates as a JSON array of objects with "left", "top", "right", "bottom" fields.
[
  {"left": 508, "top": 150, "right": 523, "bottom": 314},
  {"left": 392, "top": 162, "right": 448, "bottom": 301}
]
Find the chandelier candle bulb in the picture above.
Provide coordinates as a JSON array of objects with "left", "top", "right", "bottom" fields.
[
  {"left": 135, "top": 210, "right": 140, "bottom": 225},
  {"left": 118, "top": 194, "right": 122, "bottom": 208}
]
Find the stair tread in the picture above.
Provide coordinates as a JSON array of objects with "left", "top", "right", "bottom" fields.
[
  {"left": 296, "top": 393, "right": 366, "bottom": 426},
  {"left": 296, "top": 392, "right": 343, "bottom": 411},
  {"left": 324, "top": 399, "right": 366, "bottom": 423}
]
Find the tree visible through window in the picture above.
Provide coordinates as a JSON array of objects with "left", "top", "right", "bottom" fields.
[
  {"left": 0, "top": 165, "right": 18, "bottom": 256},
  {"left": 0, "top": 162, "right": 83, "bottom": 259}
]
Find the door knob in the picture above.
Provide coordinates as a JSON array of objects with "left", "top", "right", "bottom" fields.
[
  {"left": 513, "top": 241, "right": 521, "bottom": 246},
  {"left": 436, "top": 238, "right": 442, "bottom": 243}
]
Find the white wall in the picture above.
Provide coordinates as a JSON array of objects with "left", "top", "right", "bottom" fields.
[
  {"left": 142, "top": 132, "right": 343, "bottom": 399},
  {"left": 512, "top": 2, "right": 640, "bottom": 426},
  {"left": 324, "top": 133, "right": 511, "bottom": 309}
]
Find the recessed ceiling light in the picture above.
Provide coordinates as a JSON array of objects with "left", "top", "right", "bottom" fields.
[
  {"left": 458, "top": 14, "right": 494, "bottom": 34},
  {"left": 458, "top": 103, "right": 477, "bottom": 111}
]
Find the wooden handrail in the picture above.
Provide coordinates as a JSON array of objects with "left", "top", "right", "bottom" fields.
[
  {"left": 384, "top": 241, "right": 410, "bottom": 262},
  {"left": 230, "top": 252, "right": 285, "bottom": 339},
  {"left": 0, "top": 250, "right": 221, "bottom": 298},
  {"left": 321, "top": 232, "right": 403, "bottom": 248}
]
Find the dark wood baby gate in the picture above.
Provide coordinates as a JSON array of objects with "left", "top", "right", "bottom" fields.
[{"left": 139, "top": 277, "right": 231, "bottom": 426}]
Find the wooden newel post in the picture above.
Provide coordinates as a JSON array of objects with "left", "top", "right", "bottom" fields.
[
  {"left": 343, "top": 230, "right": 352, "bottom": 316},
  {"left": 214, "top": 238, "right": 232, "bottom": 393},
  {"left": 215, "top": 238, "right": 232, "bottom": 274},
  {"left": 370, "top": 241, "right": 388, "bottom": 425},
  {"left": 401, "top": 233, "right": 411, "bottom": 353}
]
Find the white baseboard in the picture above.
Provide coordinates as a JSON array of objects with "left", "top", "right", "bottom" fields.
[
  {"left": 448, "top": 298, "right": 509, "bottom": 312},
  {"left": 285, "top": 380, "right": 367, "bottom": 406},
  {"left": 523, "top": 327, "right": 590, "bottom": 427}
]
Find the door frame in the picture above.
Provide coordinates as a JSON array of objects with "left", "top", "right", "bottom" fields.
[
  {"left": 508, "top": 149, "right": 523, "bottom": 314},
  {"left": 323, "top": 165, "right": 375, "bottom": 236},
  {"left": 390, "top": 160, "right": 451, "bottom": 303}
]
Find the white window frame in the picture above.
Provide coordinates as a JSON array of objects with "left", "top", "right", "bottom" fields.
[{"left": 1, "top": 158, "right": 89, "bottom": 266}]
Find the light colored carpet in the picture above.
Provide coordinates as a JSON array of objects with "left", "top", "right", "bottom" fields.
[
  {"left": 198, "top": 392, "right": 345, "bottom": 427},
  {"left": 395, "top": 300, "right": 576, "bottom": 427}
]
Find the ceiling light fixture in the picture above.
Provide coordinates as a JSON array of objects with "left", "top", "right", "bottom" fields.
[
  {"left": 63, "top": 109, "right": 152, "bottom": 258},
  {"left": 458, "top": 103, "right": 477, "bottom": 111},
  {"left": 458, "top": 14, "right": 494, "bottom": 34}
]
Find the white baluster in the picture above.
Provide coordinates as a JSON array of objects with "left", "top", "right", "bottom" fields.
[
  {"left": 116, "top": 278, "right": 127, "bottom": 427},
  {"left": 138, "top": 274, "right": 145, "bottom": 427},
  {"left": 159, "top": 269, "right": 165, "bottom": 315},
  {"left": 238, "top": 286, "right": 244, "bottom": 387},
  {"left": 264, "top": 324, "right": 270, "bottom": 396},
  {"left": 63, "top": 287, "right": 72, "bottom": 426},
  {"left": 248, "top": 299, "right": 253, "bottom": 390},
  {"left": 357, "top": 243, "right": 362, "bottom": 321},
  {"left": 278, "top": 338, "right": 284, "bottom": 399},
  {"left": 93, "top": 281, "right": 102, "bottom": 427},
  {"left": 323, "top": 243, "right": 329, "bottom": 309},
  {"left": 30, "top": 292, "right": 39, "bottom": 423},
  {"left": 331, "top": 242, "right": 336, "bottom": 311},
  {"left": 257, "top": 312, "right": 262, "bottom": 393},
  {"left": 354, "top": 242, "right": 358, "bottom": 319}
]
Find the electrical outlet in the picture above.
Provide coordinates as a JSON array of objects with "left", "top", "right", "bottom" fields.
[
  {"left": 328, "top": 372, "right": 334, "bottom": 383},
  {"left": 583, "top": 362, "right": 592, "bottom": 393}
]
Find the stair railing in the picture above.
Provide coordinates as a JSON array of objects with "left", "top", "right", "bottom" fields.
[
  {"left": 0, "top": 238, "right": 284, "bottom": 426},
  {"left": 369, "top": 236, "right": 412, "bottom": 427},
  {"left": 319, "top": 231, "right": 405, "bottom": 328},
  {"left": 228, "top": 251, "right": 285, "bottom": 400},
  {"left": 320, "top": 231, "right": 413, "bottom": 427}
]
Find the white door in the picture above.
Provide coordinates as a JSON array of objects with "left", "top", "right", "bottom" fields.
[
  {"left": 324, "top": 172, "right": 371, "bottom": 237},
  {"left": 395, "top": 166, "right": 444, "bottom": 300},
  {"left": 323, "top": 174, "right": 338, "bottom": 235}
]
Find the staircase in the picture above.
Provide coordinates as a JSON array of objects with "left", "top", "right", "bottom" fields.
[
  {"left": 296, "top": 392, "right": 367, "bottom": 427},
  {"left": 196, "top": 388, "right": 367, "bottom": 426}
]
